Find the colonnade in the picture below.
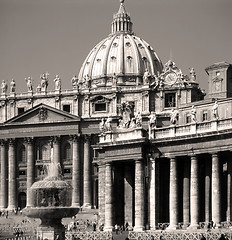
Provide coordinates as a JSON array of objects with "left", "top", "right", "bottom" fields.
[
  {"left": 102, "top": 152, "right": 232, "bottom": 231},
  {"left": 0, "top": 135, "right": 93, "bottom": 210}
]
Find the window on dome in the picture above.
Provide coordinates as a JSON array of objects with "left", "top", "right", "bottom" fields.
[{"left": 165, "top": 93, "right": 176, "bottom": 108}]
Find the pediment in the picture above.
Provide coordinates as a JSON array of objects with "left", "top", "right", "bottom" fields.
[{"left": 5, "top": 103, "right": 79, "bottom": 125}]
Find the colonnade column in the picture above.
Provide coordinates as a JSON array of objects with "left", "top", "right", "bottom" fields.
[
  {"left": 183, "top": 159, "right": 190, "bottom": 227},
  {"left": 167, "top": 157, "right": 178, "bottom": 230},
  {"left": 227, "top": 159, "right": 232, "bottom": 222},
  {"left": 53, "top": 136, "right": 60, "bottom": 164},
  {"left": 149, "top": 157, "right": 158, "bottom": 230},
  {"left": 26, "top": 137, "right": 34, "bottom": 207},
  {"left": 0, "top": 140, "right": 7, "bottom": 209},
  {"left": 212, "top": 153, "right": 221, "bottom": 227},
  {"left": 134, "top": 159, "right": 144, "bottom": 231},
  {"left": 205, "top": 159, "right": 211, "bottom": 223},
  {"left": 189, "top": 155, "right": 199, "bottom": 229},
  {"left": 72, "top": 135, "right": 81, "bottom": 207},
  {"left": 8, "top": 139, "right": 17, "bottom": 210},
  {"left": 104, "top": 162, "right": 114, "bottom": 231},
  {"left": 83, "top": 135, "right": 92, "bottom": 208}
]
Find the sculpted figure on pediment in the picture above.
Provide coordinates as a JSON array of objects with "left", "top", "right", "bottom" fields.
[
  {"left": 54, "top": 75, "right": 61, "bottom": 91},
  {"left": 189, "top": 67, "right": 196, "bottom": 82},
  {"left": 26, "top": 77, "right": 33, "bottom": 92}
]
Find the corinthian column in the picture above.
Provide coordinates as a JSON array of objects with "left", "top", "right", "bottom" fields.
[
  {"left": 71, "top": 135, "right": 81, "bottom": 207},
  {"left": 0, "top": 140, "right": 7, "bottom": 209},
  {"left": 8, "top": 139, "right": 17, "bottom": 210},
  {"left": 189, "top": 155, "right": 199, "bottom": 229},
  {"left": 212, "top": 153, "right": 221, "bottom": 227},
  {"left": 83, "top": 135, "right": 92, "bottom": 208},
  {"left": 104, "top": 162, "right": 114, "bottom": 231},
  {"left": 26, "top": 138, "right": 35, "bottom": 207},
  {"left": 167, "top": 157, "right": 178, "bottom": 230},
  {"left": 134, "top": 159, "right": 144, "bottom": 231}
]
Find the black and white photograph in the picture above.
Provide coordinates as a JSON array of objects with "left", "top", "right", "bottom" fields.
[{"left": 0, "top": 0, "right": 232, "bottom": 239}]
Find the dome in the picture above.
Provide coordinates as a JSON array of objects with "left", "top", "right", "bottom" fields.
[{"left": 78, "top": 1, "right": 163, "bottom": 87}]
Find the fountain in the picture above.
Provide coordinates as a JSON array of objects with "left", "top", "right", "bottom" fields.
[{"left": 23, "top": 162, "right": 79, "bottom": 240}]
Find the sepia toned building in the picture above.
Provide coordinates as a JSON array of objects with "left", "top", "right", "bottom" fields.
[{"left": 0, "top": 0, "right": 232, "bottom": 232}]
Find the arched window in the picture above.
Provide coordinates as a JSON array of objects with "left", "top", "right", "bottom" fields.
[
  {"left": 63, "top": 142, "right": 71, "bottom": 162},
  {"left": 19, "top": 145, "right": 26, "bottom": 162},
  {"left": 41, "top": 144, "right": 50, "bottom": 161}
]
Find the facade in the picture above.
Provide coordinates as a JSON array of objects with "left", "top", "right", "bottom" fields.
[{"left": 0, "top": 0, "right": 232, "bottom": 232}]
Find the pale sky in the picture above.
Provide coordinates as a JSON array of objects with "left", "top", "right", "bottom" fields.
[{"left": 0, "top": 0, "right": 231, "bottom": 94}]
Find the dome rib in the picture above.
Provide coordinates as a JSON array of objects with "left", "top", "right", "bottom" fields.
[
  {"left": 119, "top": 34, "right": 125, "bottom": 75},
  {"left": 103, "top": 35, "right": 116, "bottom": 77},
  {"left": 127, "top": 34, "right": 141, "bottom": 75}
]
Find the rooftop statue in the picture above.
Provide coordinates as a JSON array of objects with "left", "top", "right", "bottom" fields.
[
  {"left": 191, "top": 105, "right": 197, "bottom": 122},
  {"left": 212, "top": 100, "right": 219, "bottom": 120},
  {"left": 71, "top": 75, "right": 79, "bottom": 90},
  {"left": 25, "top": 77, "right": 33, "bottom": 92},
  {"left": 170, "top": 109, "right": 178, "bottom": 125},
  {"left": 83, "top": 74, "right": 91, "bottom": 89},
  {"left": 40, "top": 72, "right": 49, "bottom": 91},
  {"left": 105, "top": 116, "right": 113, "bottom": 131},
  {"left": 135, "top": 112, "right": 142, "bottom": 127},
  {"left": 1, "top": 80, "right": 7, "bottom": 94},
  {"left": 190, "top": 67, "right": 196, "bottom": 81},
  {"left": 10, "top": 79, "right": 16, "bottom": 93},
  {"left": 54, "top": 75, "right": 61, "bottom": 91},
  {"left": 99, "top": 118, "right": 106, "bottom": 133},
  {"left": 143, "top": 69, "right": 151, "bottom": 85},
  {"left": 148, "top": 112, "right": 157, "bottom": 128}
]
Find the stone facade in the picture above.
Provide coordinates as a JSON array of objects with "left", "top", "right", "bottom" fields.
[{"left": 0, "top": 0, "right": 231, "bottom": 233}]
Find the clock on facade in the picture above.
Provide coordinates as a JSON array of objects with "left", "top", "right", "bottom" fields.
[{"left": 165, "top": 72, "right": 177, "bottom": 85}]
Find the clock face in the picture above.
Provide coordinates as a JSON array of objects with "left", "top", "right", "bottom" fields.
[{"left": 165, "top": 72, "right": 177, "bottom": 85}]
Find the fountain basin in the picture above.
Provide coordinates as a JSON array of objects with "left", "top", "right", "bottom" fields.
[{"left": 23, "top": 206, "right": 79, "bottom": 219}]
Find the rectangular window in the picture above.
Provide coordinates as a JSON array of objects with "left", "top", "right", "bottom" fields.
[
  {"left": 64, "top": 168, "right": 71, "bottom": 174},
  {"left": 95, "top": 103, "right": 106, "bottom": 112},
  {"left": 63, "top": 104, "right": 71, "bottom": 113},
  {"left": 18, "top": 107, "right": 25, "bottom": 115},
  {"left": 19, "top": 170, "right": 26, "bottom": 176},
  {"left": 186, "top": 114, "right": 191, "bottom": 124},
  {"left": 165, "top": 93, "right": 176, "bottom": 108},
  {"left": 202, "top": 111, "right": 208, "bottom": 121}
]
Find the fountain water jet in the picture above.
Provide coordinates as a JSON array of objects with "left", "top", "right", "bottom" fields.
[{"left": 23, "top": 162, "right": 79, "bottom": 240}]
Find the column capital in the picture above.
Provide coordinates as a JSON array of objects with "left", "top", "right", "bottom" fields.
[
  {"left": 190, "top": 154, "right": 198, "bottom": 160},
  {"left": 24, "top": 137, "right": 34, "bottom": 144},
  {"left": 83, "top": 134, "right": 90, "bottom": 142},
  {"left": 0, "top": 139, "right": 6, "bottom": 146},
  {"left": 8, "top": 138, "right": 15, "bottom": 146},
  {"left": 52, "top": 136, "right": 61, "bottom": 144},
  {"left": 70, "top": 134, "right": 80, "bottom": 143},
  {"left": 212, "top": 152, "right": 219, "bottom": 158}
]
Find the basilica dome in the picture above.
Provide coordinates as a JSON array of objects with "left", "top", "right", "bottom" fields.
[{"left": 78, "top": 0, "right": 163, "bottom": 86}]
